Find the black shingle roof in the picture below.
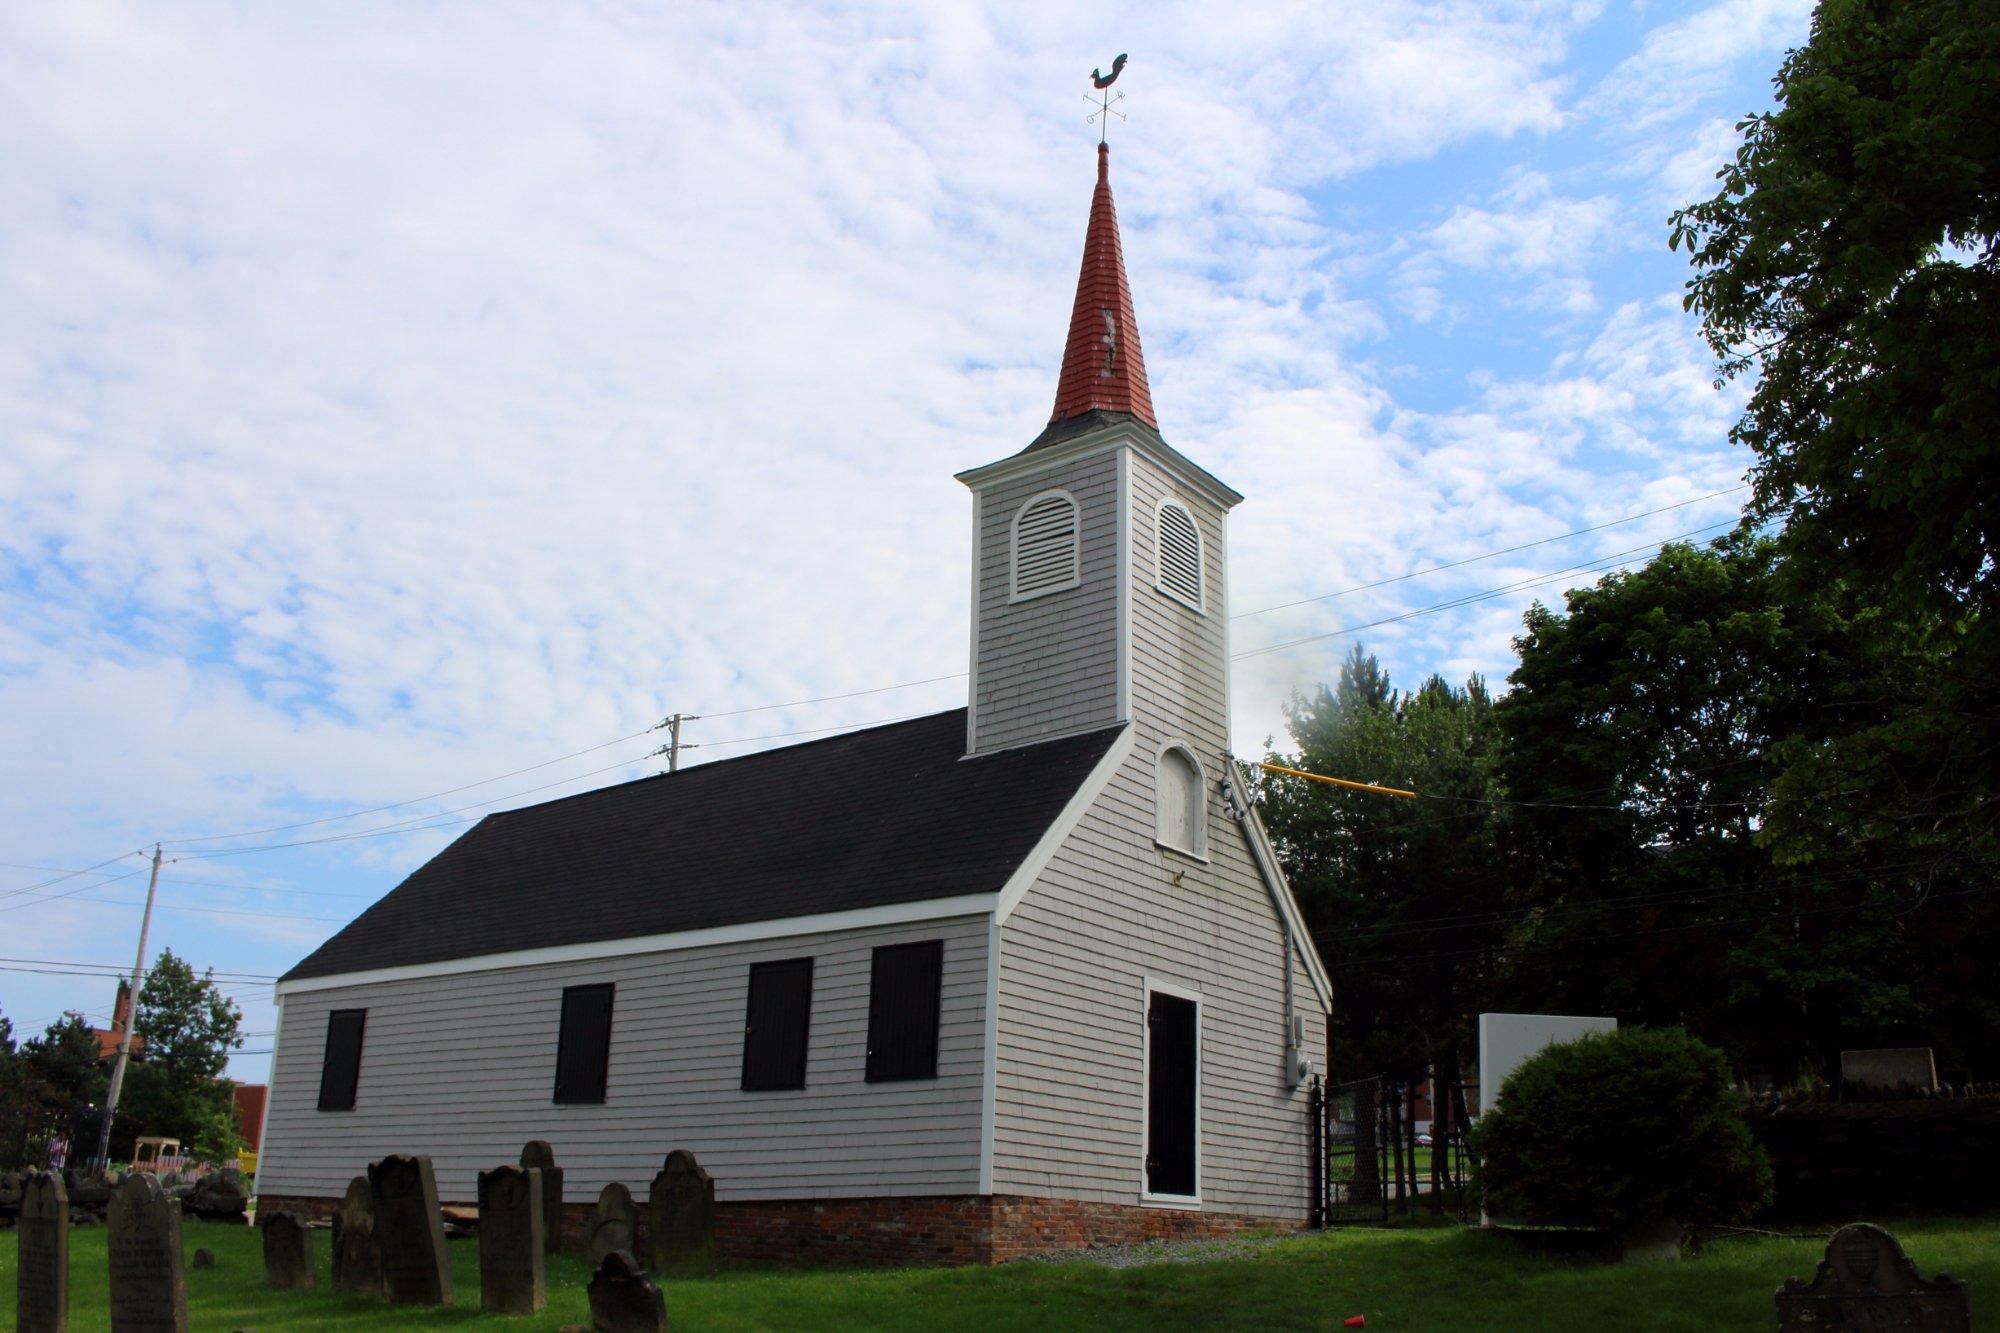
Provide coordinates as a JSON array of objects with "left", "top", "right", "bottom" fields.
[{"left": 282, "top": 709, "right": 1122, "bottom": 982}]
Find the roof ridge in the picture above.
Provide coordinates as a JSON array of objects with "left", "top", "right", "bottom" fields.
[{"left": 486, "top": 707, "right": 968, "bottom": 821}]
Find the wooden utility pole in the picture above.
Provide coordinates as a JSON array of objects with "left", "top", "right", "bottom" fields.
[
  {"left": 96, "top": 844, "right": 162, "bottom": 1167},
  {"left": 665, "top": 713, "right": 699, "bottom": 772}
]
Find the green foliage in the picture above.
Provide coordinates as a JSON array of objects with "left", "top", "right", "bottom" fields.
[
  {"left": 18, "top": 1212, "right": 2000, "bottom": 1332},
  {"left": 1470, "top": 1028, "right": 1773, "bottom": 1232},
  {"left": 1260, "top": 645, "right": 1504, "bottom": 1084},
  {"left": 1671, "top": 0, "right": 2000, "bottom": 880},
  {"left": 1491, "top": 535, "right": 1988, "bottom": 1077},
  {"left": 188, "top": 1099, "right": 245, "bottom": 1165},
  {"left": 110, "top": 950, "right": 244, "bottom": 1157},
  {"left": 22, "top": 1014, "right": 108, "bottom": 1112},
  {"left": 136, "top": 949, "right": 243, "bottom": 1083}
]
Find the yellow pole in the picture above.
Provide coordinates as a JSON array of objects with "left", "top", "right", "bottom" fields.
[{"left": 1257, "top": 761, "right": 1418, "bottom": 800}]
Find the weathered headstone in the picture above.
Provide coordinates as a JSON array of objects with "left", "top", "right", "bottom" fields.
[
  {"left": 106, "top": 1173, "right": 187, "bottom": 1333},
  {"left": 17, "top": 1170, "right": 68, "bottom": 1333},
  {"left": 367, "top": 1154, "right": 453, "bottom": 1306},
  {"left": 261, "top": 1211, "right": 315, "bottom": 1291},
  {"left": 1776, "top": 1222, "right": 1970, "bottom": 1332},
  {"left": 184, "top": 1169, "right": 247, "bottom": 1222},
  {"left": 190, "top": 1250, "right": 214, "bottom": 1271},
  {"left": 477, "top": 1163, "right": 545, "bottom": 1316},
  {"left": 521, "top": 1140, "right": 565, "bottom": 1255},
  {"left": 588, "top": 1250, "right": 667, "bottom": 1333},
  {"left": 330, "top": 1176, "right": 381, "bottom": 1297},
  {"left": 1841, "top": 1047, "right": 1939, "bottom": 1094},
  {"left": 647, "top": 1150, "right": 715, "bottom": 1276},
  {"left": 587, "top": 1182, "right": 638, "bottom": 1266}
]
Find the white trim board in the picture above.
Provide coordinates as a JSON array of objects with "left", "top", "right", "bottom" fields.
[
  {"left": 1139, "top": 974, "right": 1204, "bottom": 1208},
  {"left": 977, "top": 914, "right": 1002, "bottom": 1195},
  {"left": 994, "top": 723, "right": 1137, "bottom": 924},
  {"left": 274, "top": 894, "right": 998, "bottom": 997},
  {"left": 1225, "top": 758, "right": 1335, "bottom": 1013}
]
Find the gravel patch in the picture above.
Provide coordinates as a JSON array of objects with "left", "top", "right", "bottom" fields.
[{"left": 1012, "top": 1232, "right": 1292, "bottom": 1269}]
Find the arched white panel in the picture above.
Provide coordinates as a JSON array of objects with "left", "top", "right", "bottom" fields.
[
  {"left": 1155, "top": 744, "right": 1208, "bottom": 858},
  {"left": 1011, "top": 489, "right": 1082, "bottom": 601},
  {"left": 1156, "top": 500, "right": 1203, "bottom": 612}
]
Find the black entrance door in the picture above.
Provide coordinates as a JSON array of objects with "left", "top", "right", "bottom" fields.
[{"left": 1146, "top": 991, "right": 1198, "bottom": 1197}]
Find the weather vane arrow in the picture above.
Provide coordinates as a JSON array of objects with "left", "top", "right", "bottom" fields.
[{"left": 1086, "top": 53, "right": 1128, "bottom": 143}]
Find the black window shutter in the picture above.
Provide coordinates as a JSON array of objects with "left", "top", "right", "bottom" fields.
[
  {"left": 553, "top": 983, "right": 614, "bottom": 1105},
  {"left": 741, "top": 958, "right": 814, "bottom": 1091},
  {"left": 316, "top": 1009, "right": 366, "bottom": 1111},
  {"left": 865, "top": 941, "right": 943, "bottom": 1083}
]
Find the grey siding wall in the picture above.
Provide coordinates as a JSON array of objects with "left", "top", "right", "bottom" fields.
[
  {"left": 260, "top": 915, "right": 988, "bottom": 1205},
  {"left": 991, "top": 446, "right": 1327, "bottom": 1220},
  {"left": 971, "top": 448, "right": 1121, "bottom": 752}
]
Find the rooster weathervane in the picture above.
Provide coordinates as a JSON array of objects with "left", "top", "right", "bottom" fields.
[{"left": 1087, "top": 53, "right": 1128, "bottom": 143}]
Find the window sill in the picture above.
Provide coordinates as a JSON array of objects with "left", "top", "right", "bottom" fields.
[
  {"left": 1153, "top": 583, "right": 1207, "bottom": 616},
  {"left": 1153, "top": 839, "right": 1210, "bottom": 865},
  {"left": 1140, "top": 1192, "right": 1202, "bottom": 1210}
]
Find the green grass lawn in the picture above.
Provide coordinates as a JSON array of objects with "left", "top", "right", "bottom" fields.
[{"left": 4, "top": 1213, "right": 1994, "bottom": 1330}]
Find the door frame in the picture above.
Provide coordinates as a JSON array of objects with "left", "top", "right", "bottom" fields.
[{"left": 1140, "top": 975, "right": 1203, "bottom": 1207}]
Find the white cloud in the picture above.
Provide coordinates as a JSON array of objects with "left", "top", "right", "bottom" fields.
[{"left": 0, "top": 1, "right": 1776, "bottom": 1073}]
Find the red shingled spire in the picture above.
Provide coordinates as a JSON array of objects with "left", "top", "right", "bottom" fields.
[{"left": 1049, "top": 142, "right": 1157, "bottom": 430}]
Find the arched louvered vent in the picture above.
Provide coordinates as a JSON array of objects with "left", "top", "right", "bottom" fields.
[
  {"left": 1156, "top": 501, "right": 1203, "bottom": 611},
  {"left": 1011, "top": 490, "right": 1081, "bottom": 601}
]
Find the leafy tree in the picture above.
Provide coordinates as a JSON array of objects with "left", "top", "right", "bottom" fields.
[
  {"left": 1495, "top": 536, "right": 1997, "bottom": 1077},
  {"left": 1470, "top": 1027, "right": 1772, "bottom": 1233},
  {"left": 22, "top": 1014, "right": 108, "bottom": 1113},
  {"left": 111, "top": 950, "right": 243, "bottom": 1157},
  {"left": 1261, "top": 646, "right": 1507, "bottom": 1096},
  {"left": 1670, "top": 0, "right": 2000, "bottom": 877}
]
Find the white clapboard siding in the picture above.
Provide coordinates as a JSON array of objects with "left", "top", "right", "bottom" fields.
[
  {"left": 973, "top": 449, "right": 1121, "bottom": 751},
  {"left": 992, "top": 446, "right": 1326, "bottom": 1220},
  {"left": 260, "top": 916, "right": 988, "bottom": 1205}
]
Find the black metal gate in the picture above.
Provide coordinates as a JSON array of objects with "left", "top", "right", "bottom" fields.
[{"left": 1310, "top": 1074, "right": 1474, "bottom": 1225}]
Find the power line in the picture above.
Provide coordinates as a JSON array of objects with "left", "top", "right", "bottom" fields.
[
  {"left": 0, "top": 850, "right": 146, "bottom": 903},
  {"left": 0, "top": 890, "right": 345, "bottom": 924},
  {"left": 158, "top": 723, "right": 671, "bottom": 848},
  {"left": 0, "top": 948, "right": 278, "bottom": 980},
  {"left": 697, "top": 673, "right": 966, "bottom": 721},
  {"left": 1232, "top": 485, "right": 1748, "bottom": 621},
  {"left": 1, "top": 863, "right": 380, "bottom": 900},
  {"left": 1231, "top": 520, "right": 1738, "bottom": 661},
  {"left": 1322, "top": 874, "right": 1991, "bottom": 973}
]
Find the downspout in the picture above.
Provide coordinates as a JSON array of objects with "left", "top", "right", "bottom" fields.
[{"left": 1224, "top": 758, "right": 1307, "bottom": 1085}]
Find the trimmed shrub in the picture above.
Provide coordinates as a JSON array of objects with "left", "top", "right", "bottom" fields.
[{"left": 1469, "top": 1027, "right": 1772, "bottom": 1232}]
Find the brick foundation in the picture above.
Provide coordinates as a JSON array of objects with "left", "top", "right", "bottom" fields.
[{"left": 256, "top": 1191, "right": 1301, "bottom": 1267}]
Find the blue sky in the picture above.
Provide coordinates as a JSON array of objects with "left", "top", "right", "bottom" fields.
[{"left": 0, "top": 0, "right": 1813, "bottom": 1083}]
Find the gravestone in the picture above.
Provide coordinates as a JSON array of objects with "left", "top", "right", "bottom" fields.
[
  {"left": 1776, "top": 1222, "right": 1970, "bottom": 1332},
  {"left": 190, "top": 1250, "right": 214, "bottom": 1271},
  {"left": 261, "top": 1211, "right": 314, "bottom": 1291},
  {"left": 588, "top": 1250, "right": 668, "bottom": 1333},
  {"left": 106, "top": 1173, "right": 187, "bottom": 1333},
  {"left": 587, "top": 1182, "right": 638, "bottom": 1266},
  {"left": 17, "top": 1170, "right": 68, "bottom": 1333},
  {"left": 330, "top": 1176, "right": 381, "bottom": 1297},
  {"left": 647, "top": 1150, "right": 715, "bottom": 1276},
  {"left": 1841, "top": 1047, "right": 1939, "bottom": 1094},
  {"left": 367, "top": 1154, "right": 453, "bottom": 1306},
  {"left": 184, "top": 1169, "right": 247, "bottom": 1222},
  {"left": 477, "top": 1163, "right": 545, "bottom": 1316},
  {"left": 521, "top": 1140, "right": 565, "bottom": 1254}
]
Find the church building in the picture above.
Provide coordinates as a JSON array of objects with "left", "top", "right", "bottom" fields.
[{"left": 256, "top": 140, "right": 1333, "bottom": 1265}]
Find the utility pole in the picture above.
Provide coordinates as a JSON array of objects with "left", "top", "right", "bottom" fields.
[
  {"left": 96, "top": 844, "right": 162, "bottom": 1168},
  {"left": 665, "top": 713, "right": 699, "bottom": 772}
]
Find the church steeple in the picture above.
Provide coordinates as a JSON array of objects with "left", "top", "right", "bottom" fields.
[{"left": 1049, "top": 144, "right": 1156, "bottom": 431}]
